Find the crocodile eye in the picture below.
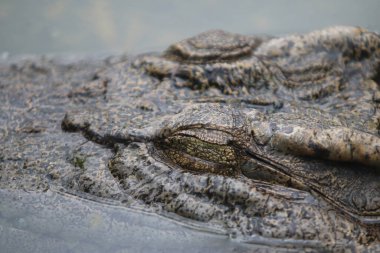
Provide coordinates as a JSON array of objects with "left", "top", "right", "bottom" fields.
[{"left": 156, "top": 127, "right": 244, "bottom": 176}]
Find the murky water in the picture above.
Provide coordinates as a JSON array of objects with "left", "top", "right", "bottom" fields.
[
  {"left": 0, "top": 189, "right": 305, "bottom": 253},
  {"left": 0, "top": 0, "right": 379, "bottom": 55}
]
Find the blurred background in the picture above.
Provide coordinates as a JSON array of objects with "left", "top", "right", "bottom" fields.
[{"left": 1, "top": 0, "right": 380, "bottom": 55}]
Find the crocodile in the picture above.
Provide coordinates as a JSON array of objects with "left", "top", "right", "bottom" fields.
[{"left": 1, "top": 26, "right": 380, "bottom": 252}]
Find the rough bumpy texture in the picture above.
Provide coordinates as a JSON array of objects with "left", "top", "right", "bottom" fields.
[
  {"left": 2, "top": 26, "right": 380, "bottom": 252},
  {"left": 163, "top": 30, "right": 264, "bottom": 63}
]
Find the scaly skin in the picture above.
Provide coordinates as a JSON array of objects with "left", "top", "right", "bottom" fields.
[
  {"left": 1, "top": 26, "right": 379, "bottom": 252},
  {"left": 85, "top": 103, "right": 380, "bottom": 218},
  {"left": 59, "top": 26, "right": 380, "bottom": 251},
  {"left": 62, "top": 103, "right": 380, "bottom": 251},
  {"left": 135, "top": 26, "right": 380, "bottom": 101}
]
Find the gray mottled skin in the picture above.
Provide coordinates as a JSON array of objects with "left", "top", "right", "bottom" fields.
[{"left": 1, "top": 26, "right": 380, "bottom": 252}]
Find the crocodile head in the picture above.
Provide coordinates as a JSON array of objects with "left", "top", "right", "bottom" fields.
[
  {"left": 62, "top": 102, "right": 379, "bottom": 246},
  {"left": 60, "top": 26, "right": 380, "bottom": 249}
]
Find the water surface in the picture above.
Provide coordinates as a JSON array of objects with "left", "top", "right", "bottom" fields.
[{"left": 0, "top": 0, "right": 379, "bottom": 55}]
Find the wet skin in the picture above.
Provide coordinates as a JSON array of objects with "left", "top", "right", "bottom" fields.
[
  {"left": 60, "top": 26, "right": 380, "bottom": 250},
  {"left": 91, "top": 103, "right": 380, "bottom": 218}
]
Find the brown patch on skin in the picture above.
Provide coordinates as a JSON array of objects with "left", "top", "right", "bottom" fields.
[
  {"left": 307, "top": 140, "right": 330, "bottom": 158},
  {"left": 269, "top": 124, "right": 380, "bottom": 168},
  {"left": 373, "top": 91, "right": 380, "bottom": 103}
]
